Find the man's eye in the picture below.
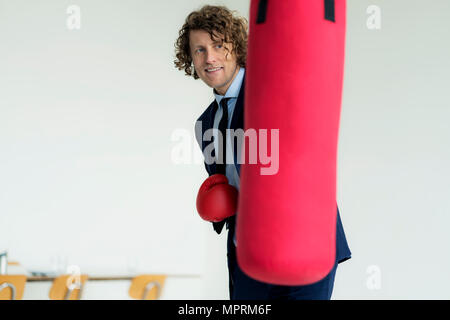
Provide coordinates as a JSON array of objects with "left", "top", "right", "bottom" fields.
[
  {"left": 196, "top": 48, "right": 204, "bottom": 53},
  {"left": 216, "top": 44, "right": 222, "bottom": 49}
]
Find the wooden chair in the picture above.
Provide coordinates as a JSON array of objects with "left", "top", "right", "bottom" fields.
[
  {"left": 49, "top": 274, "right": 88, "bottom": 300},
  {"left": 0, "top": 275, "right": 27, "bottom": 300},
  {"left": 128, "top": 275, "right": 166, "bottom": 300}
]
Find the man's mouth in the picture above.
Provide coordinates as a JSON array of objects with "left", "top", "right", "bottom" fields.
[{"left": 206, "top": 67, "right": 223, "bottom": 73}]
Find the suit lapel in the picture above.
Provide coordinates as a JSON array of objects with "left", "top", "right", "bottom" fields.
[
  {"left": 230, "top": 74, "right": 245, "bottom": 176},
  {"left": 202, "top": 101, "right": 217, "bottom": 175}
]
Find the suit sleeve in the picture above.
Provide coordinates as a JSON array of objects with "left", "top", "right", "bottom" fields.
[
  {"left": 195, "top": 117, "right": 225, "bottom": 234},
  {"left": 194, "top": 118, "right": 212, "bottom": 176}
]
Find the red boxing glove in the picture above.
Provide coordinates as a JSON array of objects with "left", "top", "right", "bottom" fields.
[{"left": 196, "top": 174, "right": 238, "bottom": 222}]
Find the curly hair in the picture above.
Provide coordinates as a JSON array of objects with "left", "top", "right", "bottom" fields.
[{"left": 174, "top": 5, "right": 248, "bottom": 79}]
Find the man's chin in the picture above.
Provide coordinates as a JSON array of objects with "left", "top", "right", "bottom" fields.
[
  {"left": 208, "top": 81, "right": 225, "bottom": 92},
  {"left": 199, "top": 76, "right": 225, "bottom": 92}
]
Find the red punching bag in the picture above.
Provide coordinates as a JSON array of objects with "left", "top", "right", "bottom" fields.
[{"left": 237, "top": 0, "right": 346, "bottom": 285}]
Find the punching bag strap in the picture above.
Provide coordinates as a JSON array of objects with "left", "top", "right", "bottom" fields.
[
  {"left": 325, "top": 0, "right": 336, "bottom": 22},
  {"left": 256, "top": 0, "right": 268, "bottom": 24},
  {"left": 257, "top": 0, "right": 336, "bottom": 24}
]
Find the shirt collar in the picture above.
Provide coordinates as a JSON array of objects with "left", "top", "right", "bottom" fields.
[{"left": 214, "top": 67, "right": 245, "bottom": 105}]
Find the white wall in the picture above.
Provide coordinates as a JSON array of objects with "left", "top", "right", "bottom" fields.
[
  {"left": 0, "top": 0, "right": 247, "bottom": 300},
  {"left": 337, "top": 0, "right": 450, "bottom": 299},
  {"left": 1, "top": 0, "right": 450, "bottom": 299}
]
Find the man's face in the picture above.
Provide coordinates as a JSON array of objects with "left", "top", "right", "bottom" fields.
[{"left": 189, "top": 29, "right": 240, "bottom": 96}]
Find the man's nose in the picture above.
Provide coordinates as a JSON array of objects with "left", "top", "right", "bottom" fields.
[{"left": 205, "top": 48, "right": 217, "bottom": 64}]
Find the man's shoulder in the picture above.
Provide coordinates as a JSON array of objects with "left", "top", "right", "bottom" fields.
[
  {"left": 196, "top": 100, "right": 216, "bottom": 123},
  {"left": 194, "top": 99, "right": 216, "bottom": 146}
]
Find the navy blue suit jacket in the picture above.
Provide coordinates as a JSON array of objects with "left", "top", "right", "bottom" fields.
[{"left": 195, "top": 76, "right": 352, "bottom": 264}]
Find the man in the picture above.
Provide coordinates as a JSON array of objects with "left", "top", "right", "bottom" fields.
[{"left": 174, "top": 5, "right": 351, "bottom": 300}]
